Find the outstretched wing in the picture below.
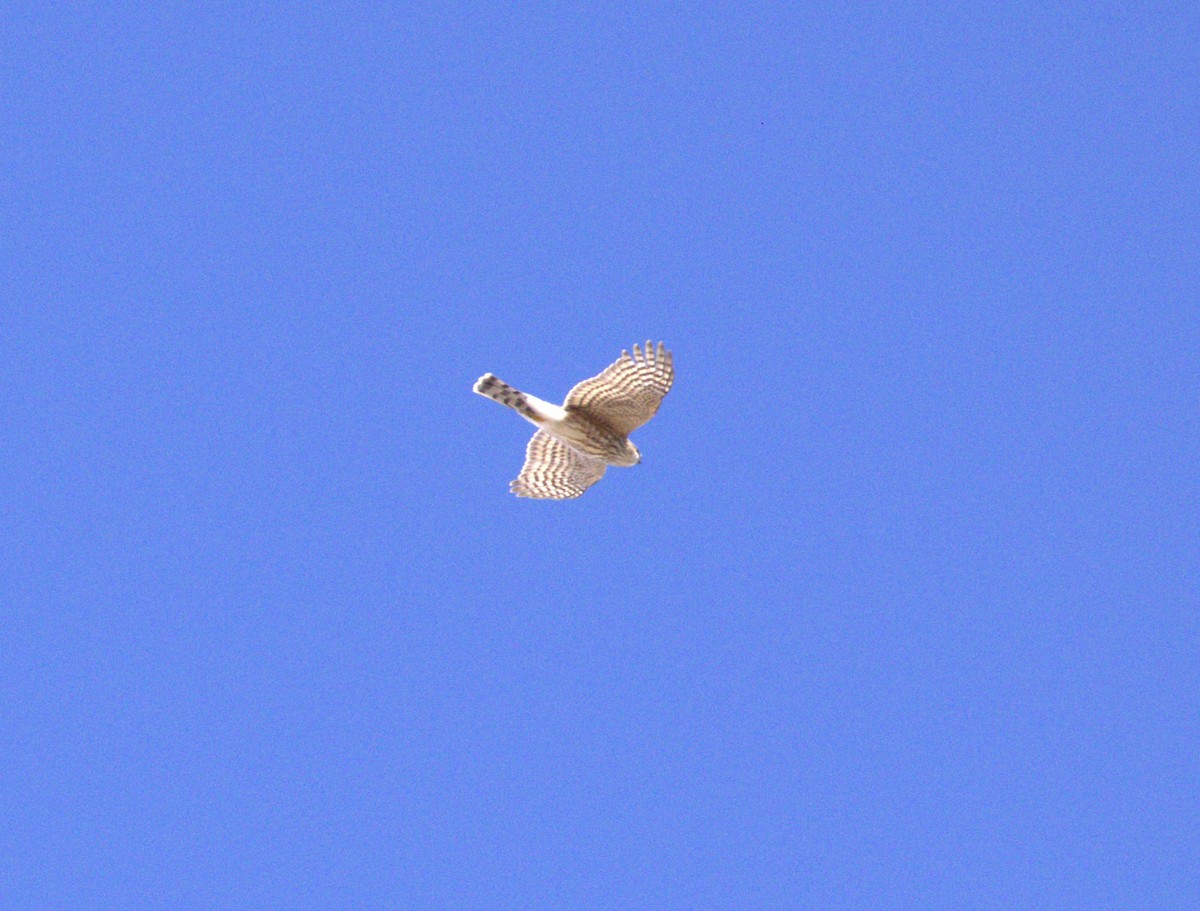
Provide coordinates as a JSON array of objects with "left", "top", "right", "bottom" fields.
[
  {"left": 563, "top": 341, "right": 674, "bottom": 436},
  {"left": 511, "top": 430, "right": 607, "bottom": 499}
]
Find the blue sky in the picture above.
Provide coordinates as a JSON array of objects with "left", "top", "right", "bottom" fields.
[{"left": 3, "top": 3, "right": 1197, "bottom": 908}]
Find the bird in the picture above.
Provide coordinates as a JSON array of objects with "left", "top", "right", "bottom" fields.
[{"left": 473, "top": 341, "right": 674, "bottom": 499}]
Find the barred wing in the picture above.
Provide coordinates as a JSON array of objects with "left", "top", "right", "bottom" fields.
[
  {"left": 563, "top": 341, "right": 674, "bottom": 436},
  {"left": 511, "top": 431, "right": 607, "bottom": 499}
]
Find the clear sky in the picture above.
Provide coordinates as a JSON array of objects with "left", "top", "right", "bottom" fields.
[{"left": 4, "top": 3, "right": 1197, "bottom": 908}]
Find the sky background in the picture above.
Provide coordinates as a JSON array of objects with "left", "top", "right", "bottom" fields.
[{"left": 3, "top": 3, "right": 1198, "bottom": 908}]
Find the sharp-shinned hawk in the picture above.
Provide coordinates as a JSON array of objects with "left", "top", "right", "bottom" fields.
[{"left": 473, "top": 341, "right": 674, "bottom": 499}]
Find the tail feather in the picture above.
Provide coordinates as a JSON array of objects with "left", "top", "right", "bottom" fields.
[{"left": 473, "top": 374, "right": 544, "bottom": 422}]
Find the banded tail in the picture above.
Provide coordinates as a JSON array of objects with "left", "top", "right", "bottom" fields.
[{"left": 473, "top": 373, "right": 549, "bottom": 424}]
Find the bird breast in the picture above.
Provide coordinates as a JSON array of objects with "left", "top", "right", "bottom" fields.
[{"left": 547, "top": 416, "right": 634, "bottom": 466}]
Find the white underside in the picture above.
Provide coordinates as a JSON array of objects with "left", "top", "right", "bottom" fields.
[{"left": 517, "top": 393, "right": 568, "bottom": 425}]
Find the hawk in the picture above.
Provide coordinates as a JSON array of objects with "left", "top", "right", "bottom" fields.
[{"left": 473, "top": 341, "right": 674, "bottom": 499}]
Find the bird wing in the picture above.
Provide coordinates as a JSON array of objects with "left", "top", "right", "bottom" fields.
[
  {"left": 511, "top": 431, "right": 608, "bottom": 499},
  {"left": 563, "top": 341, "right": 674, "bottom": 436}
]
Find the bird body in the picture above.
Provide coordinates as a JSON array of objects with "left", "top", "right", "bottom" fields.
[{"left": 473, "top": 342, "right": 674, "bottom": 498}]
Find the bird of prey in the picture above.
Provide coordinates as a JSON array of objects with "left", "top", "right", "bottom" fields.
[{"left": 473, "top": 341, "right": 674, "bottom": 499}]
